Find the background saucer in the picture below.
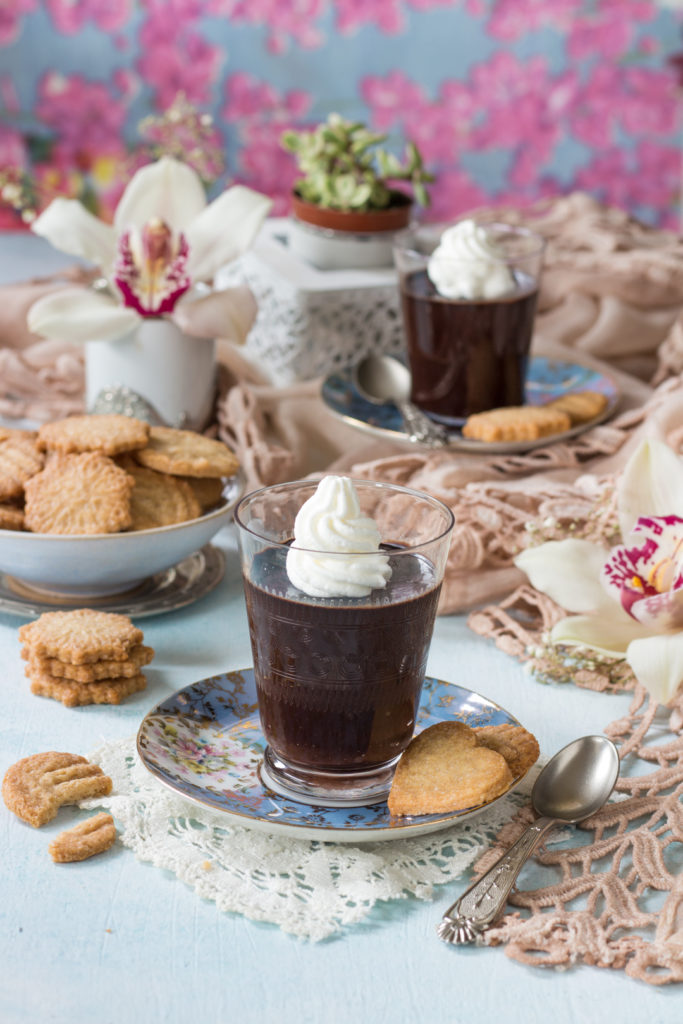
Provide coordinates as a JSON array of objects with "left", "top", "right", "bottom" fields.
[
  {"left": 137, "top": 668, "right": 534, "bottom": 842},
  {"left": 322, "top": 355, "right": 619, "bottom": 454}
]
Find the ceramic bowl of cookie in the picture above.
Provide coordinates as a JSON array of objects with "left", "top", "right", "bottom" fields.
[{"left": 0, "top": 417, "right": 245, "bottom": 598}]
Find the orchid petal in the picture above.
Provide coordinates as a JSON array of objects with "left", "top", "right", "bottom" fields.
[
  {"left": 551, "top": 611, "right": 653, "bottom": 658},
  {"left": 185, "top": 185, "right": 272, "bottom": 282},
  {"left": 515, "top": 539, "right": 615, "bottom": 615},
  {"left": 28, "top": 286, "right": 139, "bottom": 344},
  {"left": 626, "top": 632, "right": 683, "bottom": 706},
  {"left": 172, "top": 285, "right": 257, "bottom": 343},
  {"left": 617, "top": 439, "right": 683, "bottom": 538},
  {"left": 114, "top": 156, "right": 206, "bottom": 234},
  {"left": 630, "top": 588, "right": 683, "bottom": 631},
  {"left": 31, "top": 198, "right": 116, "bottom": 270}
]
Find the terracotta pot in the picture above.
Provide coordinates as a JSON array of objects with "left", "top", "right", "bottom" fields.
[{"left": 290, "top": 191, "right": 413, "bottom": 235}]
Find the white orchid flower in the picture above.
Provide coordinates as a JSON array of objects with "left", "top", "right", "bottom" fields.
[
  {"left": 515, "top": 439, "right": 683, "bottom": 706},
  {"left": 27, "top": 157, "right": 272, "bottom": 344}
]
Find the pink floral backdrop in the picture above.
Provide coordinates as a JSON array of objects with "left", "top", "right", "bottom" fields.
[{"left": 0, "top": 1, "right": 681, "bottom": 228}]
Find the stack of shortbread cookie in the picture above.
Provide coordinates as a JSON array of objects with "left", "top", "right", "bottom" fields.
[{"left": 20, "top": 608, "right": 154, "bottom": 707}]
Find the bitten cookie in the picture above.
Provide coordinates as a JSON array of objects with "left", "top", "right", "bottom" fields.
[
  {"left": 49, "top": 813, "right": 117, "bottom": 863},
  {"left": 387, "top": 721, "right": 513, "bottom": 817},
  {"left": 2, "top": 752, "right": 112, "bottom": 827}
]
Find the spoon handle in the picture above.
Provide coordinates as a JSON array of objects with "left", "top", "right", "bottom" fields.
[
  {"left": 396, "top": 400, "right": 449, "bottom": 448},
  {"left": 437, "top": 815, "right": 557, "bottom": 945}
]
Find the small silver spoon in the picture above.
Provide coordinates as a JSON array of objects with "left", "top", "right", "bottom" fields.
[
  {"left": 437, "top": 734, "right": 620, "bottom": 945},
  {"left": 353, "top": 354, "right": 449, "bottom": 449}
]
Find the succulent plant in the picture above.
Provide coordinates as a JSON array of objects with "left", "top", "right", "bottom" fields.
[{"left": 281, "top": 113, "right": 433, "bottom": 213}]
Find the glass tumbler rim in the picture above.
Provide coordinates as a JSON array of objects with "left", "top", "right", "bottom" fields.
[
  {"left": 393, "top": 219, "right": 546, "bottom": 264},
  {"left": 234, "top": 475, "right": 455, "bottom": 556}
]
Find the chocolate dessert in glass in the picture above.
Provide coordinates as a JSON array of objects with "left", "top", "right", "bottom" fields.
[
  {"left": 235, "top": 476, "right": 454, "bottom": 807},
  {"left": 393, "top": 219, "right": 545, "bottom": 423}
]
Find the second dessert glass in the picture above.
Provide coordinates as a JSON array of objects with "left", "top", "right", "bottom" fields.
[
  {"left": 393, "top": 221, "right": 546, "bottom": 424},
  {"left": 235, "top": 478, "right": 454, "bottom": 807}
]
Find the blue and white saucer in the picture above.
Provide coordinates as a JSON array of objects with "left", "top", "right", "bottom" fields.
[
  {"left": 137, "top": 668, "right": 533, "bottom": 843},
  {"left": 322, "top": 355, "right": 619, "bottom": 454}
]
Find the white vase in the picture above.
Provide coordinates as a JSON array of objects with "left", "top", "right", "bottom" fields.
[{"left": 85, "top": 319, "right": 216, "bottom": 431}]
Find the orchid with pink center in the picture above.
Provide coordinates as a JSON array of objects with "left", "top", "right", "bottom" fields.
[
  {"left": 27, "top": 156, "right": 272, "bottom": 344},
  {"left": 515, "top": 439, "right": 683, "bottom": 706}
]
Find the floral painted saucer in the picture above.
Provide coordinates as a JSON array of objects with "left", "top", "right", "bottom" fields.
[
  {"left": 137, "top": 669, "right": 532, "bottom": 842},
  {"left": 322, "top": 354, "right": 619, "bottom": 454}
]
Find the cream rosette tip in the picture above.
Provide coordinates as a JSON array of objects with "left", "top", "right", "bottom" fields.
[{"left": 285, "top": 476, "right": 392, "bottom": 599}]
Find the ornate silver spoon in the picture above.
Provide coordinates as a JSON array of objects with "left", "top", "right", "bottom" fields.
[
  {"left": 437, "top": 734, "right": 620, "bottom": 945},
  {"left": 353, "top": 354, "right": 449, "bottom": 448}
]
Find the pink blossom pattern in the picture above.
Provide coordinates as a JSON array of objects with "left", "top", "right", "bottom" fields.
[
  {"left": 44, "top": 0, "right": 132, "bottom": 35},
  {"left": 35, "top": 72, "right": 131, "bottom": 169},
  {"left": 0, "top": 0, "right": 37, "bottom": 47},
  {"left": 223, "top": 74, "right": 312, "bottom": 214},
  {"left": 575, "top": 141, "right": 681, "bottom": 229},
  {"left": 0, "top": 1, "right": 680, "bottom": 226},
  {"left": 137, "top": 1, "right": 224, "bottom": 109},
  {"left": 335, "top": 0, "right": 451, "bottom": 36},
  {"left": 208, "top": 0, "right": 325, "bottom": 55}
]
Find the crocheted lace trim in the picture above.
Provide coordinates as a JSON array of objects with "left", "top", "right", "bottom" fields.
[
  {"left": 472, "top": 685, "right": 683, "bottom": 986},
  {"left": 83, "top": 739, "right": 537, "bottom": 942}
]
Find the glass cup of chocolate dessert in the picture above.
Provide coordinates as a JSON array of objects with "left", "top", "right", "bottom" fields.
[
  {"left": 234, "top": 475, "right": 454, "bottom": 807},
  {"left": 393, "top": 219, "right": 545, "bottom": 424}
]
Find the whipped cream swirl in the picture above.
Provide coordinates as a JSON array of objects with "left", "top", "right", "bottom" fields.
[
  {"left": 285, "top": 476, "right": 392, "bottom": 598},
  {"left": 427, "top": 219, "right": 515, "bottom": 300}
]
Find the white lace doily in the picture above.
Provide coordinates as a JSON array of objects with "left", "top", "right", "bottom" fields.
[{"left": 84, "top": 735, "right": 538, "bottom": 941}]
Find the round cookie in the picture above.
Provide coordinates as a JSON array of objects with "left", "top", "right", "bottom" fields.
[
  {"left": 37, "top": 414, "right": 150, "bottom": 456},
  {"left": 24, "top": 452, "right": 134, "bottom": 535},
  {"left": 117, "top": 457, "right": 201, "bottom": 529},
  {"left": 134, "top": 426, "right": 239, "bottom": 478},
  {"left": 0, "top": 433, "right": 44, "bottom": 501}
]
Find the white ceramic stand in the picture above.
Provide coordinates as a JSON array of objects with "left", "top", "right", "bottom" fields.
[
  {"left": 216, "top": 218, "right": 405, "bottom": 384},
  {"left": 85, "top": 319, "right": 216, "bottom": 430}
]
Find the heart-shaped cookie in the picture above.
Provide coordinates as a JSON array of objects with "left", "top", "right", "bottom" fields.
[
  {"left": 474, "top": 724, "right": 540, "bottom": 780},
  {"left": 387, "top": 721, "right": 513, "bottom": 817}
]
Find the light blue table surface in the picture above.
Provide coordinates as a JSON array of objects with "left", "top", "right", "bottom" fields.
[{"left": 1, "top": 235, "right": 680, "bottom": 1023}]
